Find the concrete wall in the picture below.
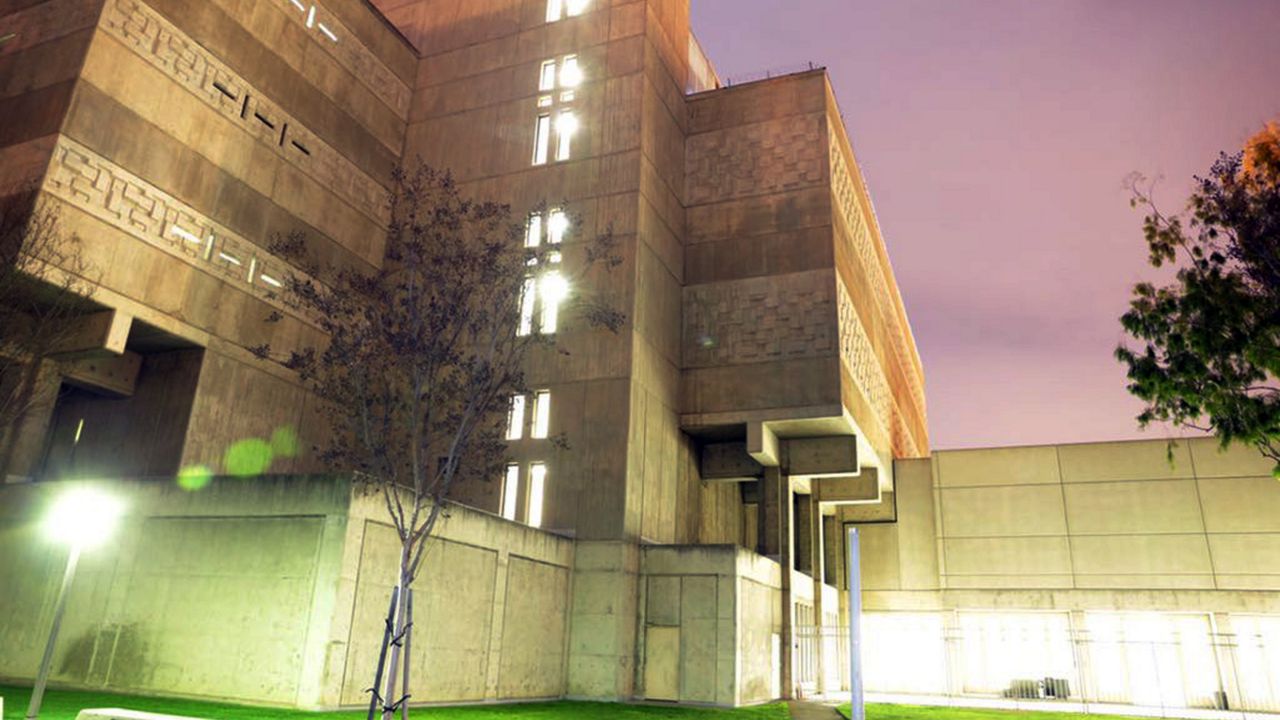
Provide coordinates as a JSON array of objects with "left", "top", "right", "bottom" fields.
[
  {"left": 1, "top": 0, "right": 417, "bottom": 482},
  {"left": 636, "top": 545, "right": 782, "bottom": 706},
  {"left": 0, "top": 477, "right": 350, "bottom": 706},
  {"left": 331, "top": 494, "right": 575, "bottom": 707},
  {"left": 0, "top": 477, "right": 575, "bottom": 709},
  {"left": 860, "top": 437, "right": 1280, "bottom": 612}
]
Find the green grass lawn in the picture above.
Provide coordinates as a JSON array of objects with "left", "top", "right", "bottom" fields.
[
  {"left": 0, "top": 686, "right": 789, "bottom": 720},
  {"left": 845, "top": 703, "right": 1152, "bottom": 720}
]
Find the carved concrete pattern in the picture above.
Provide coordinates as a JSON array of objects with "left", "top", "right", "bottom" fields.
[
  {"left": 43, "top": 136, "right": 297, "bottom": 308},
  {"left": 835, "top": 280, "right": 894, "bottom": 449},
  {"left": 0, "top": 0, "right": 103, "bottom": 57},
  {"left": 100, "top": 0, "right": 389, "bottom": 226},
  {"left": 685, "top": 115, "right": 826, "bottom": 206},
  {"left": 272, "top": 0, "right": 411, "bottom": 117},
  {"left": 829, "top": 134, "right": 928, "bottom": 433},
  {"left": 683, "top": 272, "right": 835, "bottom": 368}
]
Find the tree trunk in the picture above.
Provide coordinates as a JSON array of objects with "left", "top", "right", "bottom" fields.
[{"left": 381, "top": 539, "right": 413, "bottom": 719}]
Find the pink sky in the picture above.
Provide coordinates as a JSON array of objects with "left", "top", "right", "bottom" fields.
[{"left": 692, "top": 0, "right": 1280, "bottom": 450}]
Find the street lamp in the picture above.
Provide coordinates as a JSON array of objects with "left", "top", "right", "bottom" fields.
[{"left": 26, "top": 487, "right": 124, "bottom": 720}]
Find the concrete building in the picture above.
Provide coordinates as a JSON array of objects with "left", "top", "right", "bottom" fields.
[{"left": 0, "top": 0, "right": 1278, "bottom": 715}]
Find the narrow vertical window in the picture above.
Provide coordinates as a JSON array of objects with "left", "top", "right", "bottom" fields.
[
  {"left": 528, "top": 463, "right": 547, "bottom": 527},
  {"left": 519, "top": 278, "right": 538, "bottom": 336},
  {"left": 501, "top": 464, "right": 520, "bottom": 521},
  {"left": 548, "top": 210, "right": 568, "bottom": 245},
  {"left": 540, "top": 272, "right": 568, "bottom": 334},
  {"left": 532, "top": 391, "right": 552, "bottom": 439},
  {"left": 546, "top": 0, "right": 563, "bottom": 23},
  {"left": 560, "top": 55, "right": 582, "bottom": 88},
  {"left": 566, "top": 0, "right": 588, "bottom": 16},
  {"left": 555, "top": 111, "right": 577, "bottom": 162},
  {"left": 526, "top": 214, "right": 544, "bottom": 248},
  {"left": 532, "top": 114, "right": 552, "bottom": 165},
  {"left": 506, "top": 394, "right": 526, "bottom": 440},
  {"left": 539, "top": 60, "right": 558, "bottom": 92}
]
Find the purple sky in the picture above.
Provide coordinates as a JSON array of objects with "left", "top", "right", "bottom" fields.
[{"left": 692, "top": 0, "right": 1280, "bottom": 450}]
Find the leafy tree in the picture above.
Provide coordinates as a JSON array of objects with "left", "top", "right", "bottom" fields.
[
  {"left": 260, "top": 164, "right": 621, "bottom": 718},
  {"left": 1118, "top": 122, "right": 1280, "bottom": 474},
  {"left": 0, "top": 192, "right": 97, "bottom": 478}
]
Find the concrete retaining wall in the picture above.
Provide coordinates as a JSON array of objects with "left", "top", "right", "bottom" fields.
[{"left": 0, "top": 477, "right": 575, "bottom": 709}]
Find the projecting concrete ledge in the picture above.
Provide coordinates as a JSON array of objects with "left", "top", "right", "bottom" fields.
[{"left": 77, "top": 710, "right": 210, "bottom": 720}]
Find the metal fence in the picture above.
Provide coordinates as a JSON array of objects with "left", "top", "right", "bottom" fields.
[{"left": 813, "top": 611, "right": 1280, "bottom": 717}]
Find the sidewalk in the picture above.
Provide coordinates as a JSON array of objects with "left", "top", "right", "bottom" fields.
[{"left": 789, "top": 700, "right": 844, "bottom": 720}]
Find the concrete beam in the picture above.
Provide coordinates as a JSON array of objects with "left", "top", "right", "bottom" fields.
[
  {"left": 814, "top": 471, "right": 880, "bottom": 505},
  {"left": 47, "top": 310, "right": 132, "bottom": 359},
  {"left": 784, "top": 436, "right": 859, "bottom": 478},
  {"left": 747, "top": 422, "right": 779, "bottom": 467},
  {"left": 700, "top": 441, "right": 764, "bottom": 482},
  {"left": 62, "top": 351, "right": 142, "bottom": 397}
]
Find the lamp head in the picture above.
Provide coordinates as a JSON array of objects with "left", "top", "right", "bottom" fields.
[{"left": 44, "top": 487, "right": 124, "bottom": 549}]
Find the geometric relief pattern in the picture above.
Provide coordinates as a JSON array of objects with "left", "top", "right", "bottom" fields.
[
  {"left": 101, "top": 0, "right": 390, "bottom": 226},
  {"left": 830, "top": 132, "right": 928, "bottom": 438},
  {"left": 42, "top": 136, "right": 300, "bottom": 308},
  {"left": 836, "top": 280, "right": 899, "bottom": 455},
  {"left": 686, "top": 115, "right": 826, "bottom": 206},
  {"left": 683, "top": 272, "right": 835, "bottom": 369},
  {"left": 270, "top": 0, "right": 411, "bottom": 117}
]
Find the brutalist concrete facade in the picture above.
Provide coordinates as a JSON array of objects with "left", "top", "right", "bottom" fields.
[{"left": 22, "top": 1, "right": 1277, "bottom": 716}]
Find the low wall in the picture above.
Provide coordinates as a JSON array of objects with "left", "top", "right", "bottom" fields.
[
  {"left": 0, "top": 477, "right": 351, "bottom": 707},
  {"left": 0, "top": 477, "right": 576, "bottom": 709},
  {"left": 330, "top": 493, "right": 575, "bottom": 707},
  {"left": 637, "top": 545, "right": 782, "bottom": 706}
]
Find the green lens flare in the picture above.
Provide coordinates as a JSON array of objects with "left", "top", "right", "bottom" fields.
[
  {"left": 224, "top": 439, "right": 275, "bottom": 478},
  {"left": 177, "top": 465, "right": 214, "bottom": 491}
]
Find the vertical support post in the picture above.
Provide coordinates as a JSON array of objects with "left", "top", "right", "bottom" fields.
[
  {"left": 366, "top": 586, "right": 399, "bottom": 720},
  {"left": 846, "top": 527, "right": 864, "bottom": 720},
  {"left": 26, "top": 543, "right": 82, "bottom": 720},
  {"left": 400, "top": 589, "right": 413, "bottom": 720}
]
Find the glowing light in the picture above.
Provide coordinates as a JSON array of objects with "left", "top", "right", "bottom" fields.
[
  {"left": 318, "top": 23, "right": 337, "bottom": 42},
  {"left": 502, "top": 464, "right": 520, "bottom": 520},
  {"left": 259, "top": 273, "right": 283, "bottom": 288},
  {"left": 306, "top": 5, "right": 316, "bottom": 27},
  {"left": 566, "top": 0, "right": 588, "bottom": 16},
  {"left": 532, "top": 391, "right": 551, "bottom": 439},
  {"left": 506, "top": 395, "right": 526, "bottom": 440},
  {"left": 218, "top": 251, "right": 243, "bottom": 266},
  {"left": 541, "top": 271, "right": 570, "bottom": 304},
  {"left": 560, "top": 56, "right": 583, "bottom": 88},
  {"left": 548, "top": 210, "right": 569, "bottom": 244},
  {"left": 43, "top": 488, "right": 124, "bottom": 549},
  {"left": 556, "top": 111, "right": 579, "bottom": 137},
  {"left": 518, "top": 277, "right": 537, "bottom": 336},
  {"left": 528, "top": 463, "right": 546, "bottom": 527},
  {"left": 170, "top": 226, "right": 202, "bottom": 244},
  {"left": 546, "top": 0, "right": 563, "bottom": 23},
  {"left": 290, "top": 0, "right": 306, "bottom": 11}
]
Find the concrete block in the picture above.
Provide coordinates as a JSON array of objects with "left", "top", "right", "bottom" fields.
[
  {"left": 935, "top": 445, "right": 1060, "bottom": 487},
  {"left": 1058, "top": 439, "right": 1193, "bottom": 482},
  {"left": 1064, "top": 479, "right": 1205, "bottom": 535},
  {"left": 940, "top": 484, "right": 1067, "bottom": 537}
]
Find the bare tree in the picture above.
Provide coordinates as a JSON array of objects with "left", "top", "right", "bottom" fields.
[
  {"left": 260, "top": 164, "right": 621, "bottom": 718},
  {"left": 0, "top": 192, "right": 97, "bottom": 478}
]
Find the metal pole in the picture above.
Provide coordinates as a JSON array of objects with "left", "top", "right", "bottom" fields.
[
  {"left": 846, "top": 527, "right": 864, "bottom": 720},
  {"left": 367, "top": 586, "right": 399, "bottom": 720},
  {"left": 400, "top": 589, "right": 413, "bottom": 720},
  {"left": 26, "top": 542, "right": 82, "bottom": 720}
]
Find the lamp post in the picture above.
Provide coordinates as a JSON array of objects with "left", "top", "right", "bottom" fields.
[{"left": 26, "top": 487, "right": 124, "bottom": 720}]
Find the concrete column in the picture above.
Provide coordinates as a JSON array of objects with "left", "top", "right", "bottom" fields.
[
  {"left": 1210, "top": 612, "right": 1243, "bottom": 711},
  {"left": 808, "top": 493, "right": 827, "bottom": 697},
  {"left": 760, "top": 468, "right": 794, "bottom": 699},
  {"left": 566, "top": 541, "right": 640, "bottom": 700},
  {"left": 297, "top": 513, "right": 350, "bottom": 709}
]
